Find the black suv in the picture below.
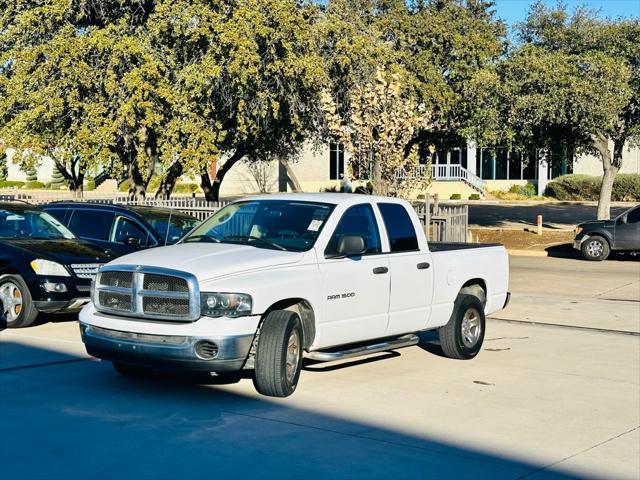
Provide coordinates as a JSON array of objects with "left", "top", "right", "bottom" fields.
[
  {"left": 42, "top": 203, "right": 200, "bottom": 255},
  {"left": 573, "top": 204, "right": 640, "bottom": 261},
  {"left": 0, "top": 202, "right": 116, "bottom": 327}
]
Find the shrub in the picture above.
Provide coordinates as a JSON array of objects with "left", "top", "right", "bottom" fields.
[
  {"left": 545, "top": 174, "right": 640, "bottom": 201},
  {"left": 450, "top": 193, "right": 461, "bottom": 200},
  {"left": 173, "top": 183, "right": 199, "bottom": 194},
  {"left": 84, "top": 178, "right": 96, "bottom": 191},
  {"left": 24, "top": 181, "right": 45, "bottom": 189},
  {"left": 0, "top": 180, "right": 26, "bottom": 188},
  {"left": 469, "top": 193, "right": 480, "bottom": 200},
  {"left": 25, "top": 168, "right": 38, "bottom": 183},
  {"left": 50, "top": 165, "right": 65, "bottom": 190},
  {"left": 508, "top": 183, "right": 536, "bottom": 197}
]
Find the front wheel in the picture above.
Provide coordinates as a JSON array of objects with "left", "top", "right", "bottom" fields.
[
  {"left": 0, "top": 274, "right": 38, "bottom": 328},
  {"left": 438, "top": 294, "right": 486, "bottom": 360},
  {"left": 253, "top": 310, "right": 303, "bottom": 397},
  {"left": 581, "top": 236, "right": 610, "bottom": 261}
]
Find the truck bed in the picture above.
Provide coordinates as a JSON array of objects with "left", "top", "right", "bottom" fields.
[{"left": 429, "top": 242, "right": 502, "bottom": 252}]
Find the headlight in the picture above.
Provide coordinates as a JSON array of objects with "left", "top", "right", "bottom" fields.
[
  {"left": 200, "top": 292, "right": 252, "bottom": 317},
  {"left": 574, "top": 226, "right": 583, "bottom": 235},
  {"left": 30, "top": 259, "right": 70, "bottom": 277}
]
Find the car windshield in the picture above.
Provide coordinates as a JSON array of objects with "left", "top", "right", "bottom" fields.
[
  {"left": 183, "top": 200, "right": 334, "bottom": 252},
  {"left": 0, "top": 207, "right": 76, "bottom": 240},
  {"left": 134, "top": 209, "right": 201, "bottom": 245}
]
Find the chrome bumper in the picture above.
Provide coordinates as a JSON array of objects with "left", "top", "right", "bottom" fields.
[{"left": 80, "top": 322, "right": 254, "bottom": 372}]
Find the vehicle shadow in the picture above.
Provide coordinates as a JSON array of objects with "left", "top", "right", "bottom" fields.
[
  {"left": 0, "top": 341, "right": 585, "bottom": 480},
  {"left": 546, "top": 243, "right": 640, "bottom": 262}
]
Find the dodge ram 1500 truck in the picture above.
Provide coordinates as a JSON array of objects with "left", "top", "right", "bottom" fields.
[{"left": 79, "top": 194, "right": 510, "bottom": 397}]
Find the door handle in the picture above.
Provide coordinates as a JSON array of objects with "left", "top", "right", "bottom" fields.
[
  {"left": 372, "top": 266, "right": 389, "bottom": 274},
  {"left": 417, "top": 262, "right": 430, "bottom": 270}
]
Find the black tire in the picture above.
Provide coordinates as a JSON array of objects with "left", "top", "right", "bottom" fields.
[
  {"left": 438, "top": 294, "right": 486, "bottom": 360},
  {"left": 0, "top": 274, "right": 38, "bottom": 328},
  {"left": 112, "top": 362, "right": 150, "bottom": 377},
  {"left": 253, "top": 310, "right": 304, "bottom": 397},
  {"left": 581, "top": 236, "right": 610, "bottom": 261}
]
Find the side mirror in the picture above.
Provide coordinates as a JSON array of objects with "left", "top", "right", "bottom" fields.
[
  {"left": 123, "top": 236, "right": 142, "bottom": 248},
  {"left": 337, "top": 234, "right": 367, "bottom": 257}
]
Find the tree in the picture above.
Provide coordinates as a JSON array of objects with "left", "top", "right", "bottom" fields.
[
  {"left": 380, "top": 0, "right": 507, "bottom": 154},
  {"left": 322, "top": 69, "right": 431, "bottom": 196},
  {"left": 148, "top": 0, "right": 326, "bottom": 201},
  {"left": 50, "top": 164, "right": 65, "bottom": 190},
  {"left": 516, "top": 2, "right": 640, "bottom": 219}
]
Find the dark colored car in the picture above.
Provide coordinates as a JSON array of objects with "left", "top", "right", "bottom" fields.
[
  {"left": 573, "top": 204, "right": 640, "bottom": 261},
  {"left": 0, "top": 202, "right": 116, "bottom": 327},
  {"left": 42, "top": 202, "right": 201, "bottom": 255}
]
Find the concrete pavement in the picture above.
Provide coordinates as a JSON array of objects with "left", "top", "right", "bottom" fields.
[
  {"left": 1, "top": 257, "right": 639, "bottom": 480},
  {"left": 502, "top": 256, "right": 640, "bottom": 333}
]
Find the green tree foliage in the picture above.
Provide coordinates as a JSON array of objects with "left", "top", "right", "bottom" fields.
[{"left": 513, "top": 2, "right": 640, "bottom": 219}]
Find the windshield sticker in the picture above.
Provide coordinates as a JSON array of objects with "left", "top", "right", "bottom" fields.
[{"left": 307, "top": 219, "right": 323, "bottom": 231}]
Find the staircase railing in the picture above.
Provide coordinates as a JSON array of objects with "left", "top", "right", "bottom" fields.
[{"left": 396, "top": 164, "right": 486, "bottom": 193}]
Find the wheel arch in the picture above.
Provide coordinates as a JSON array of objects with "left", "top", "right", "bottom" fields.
[
  {"left": 262, "top": 298, "right": 316, "bottom": 350},
  {"left": 459, "top": 278, "right": 487, "bottom": 307},
  {"left": 584, "top": 231, "right": 612, "bottom": 246}
]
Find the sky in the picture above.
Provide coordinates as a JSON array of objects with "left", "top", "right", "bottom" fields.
[{"left": 492, "top": 0, "right": 640, "bottom": 26}]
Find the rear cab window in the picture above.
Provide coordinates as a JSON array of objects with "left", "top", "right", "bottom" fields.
[{"left": 377, "top": 203, "right": 419, "bottom": 253}]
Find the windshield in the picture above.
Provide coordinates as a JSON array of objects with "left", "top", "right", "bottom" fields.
[
  {"left": 136, "top": 210, "right": 201, "bottom": 245},
  {"left": 0, "top": 208, "right": 76, "bottom": 240},
  {"left": 183, "top": 200, "right": 334, "bottom": 252}
]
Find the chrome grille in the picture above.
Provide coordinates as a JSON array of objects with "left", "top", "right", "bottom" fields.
[
  {"left": 71, "top": 263, "right": 103, "bottom": 279},
  {"left": 93, "top": 265, "right": 200, "bottom": 322},
  {"left": 98, "top": 291, "right": 133, "bottom": 313},
  {"left": 143, "top": 274, "right": 188, "bottom": 292},
  {"left": 99, "top": 271, "right": 133, "bottom": 289},
  {"left": 143, "top": 296, "right": 190, "bottom": 316}
]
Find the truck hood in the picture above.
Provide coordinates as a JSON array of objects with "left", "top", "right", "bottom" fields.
[{"left": 107, "top": 243, "right": 305, "bottom": 281}]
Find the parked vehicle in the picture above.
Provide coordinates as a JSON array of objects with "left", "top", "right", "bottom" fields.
[
  {"left": 0, "top": 202, "right": 116, "bottom": 327},
  {"left": 573, "top": 204, "right": 640, "bottom": 261},
  {"left": 42, "top": 203, "right": 200, "bottom": 255},
  {"left": 79, "top": 194, "right": 510, "bottom": 397}
]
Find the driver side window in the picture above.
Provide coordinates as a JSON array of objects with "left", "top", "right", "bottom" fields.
[
  {"left": 325, "top": 204, "right": 381, "bottom": 256},
  {"left": 626, "top": 208, "right": 640, "bottom": 224}
]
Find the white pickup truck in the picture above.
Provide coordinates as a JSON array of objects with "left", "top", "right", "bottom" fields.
[{"left": 79, "top": 194, "right": 510, "bottom": 397}]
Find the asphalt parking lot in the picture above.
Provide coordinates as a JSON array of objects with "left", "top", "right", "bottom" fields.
[{"left": 1, "top": 256, "right": 639, "bottom": 480}]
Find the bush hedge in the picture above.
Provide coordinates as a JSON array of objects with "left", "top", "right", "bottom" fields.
[
  {"left": 0, "top": 180, "right": 26, "bottom": 188},
  {"left": 508, "top": 183, "right": 537, "bottom": 197},
  {"left": 450, "top": 193, "right": 461, "bottom": 200},
  {"left": 545, "top": 174, "right": 640, "bottom": 201}
]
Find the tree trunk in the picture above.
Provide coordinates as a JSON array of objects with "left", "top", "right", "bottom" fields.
[
  {"left": 201, "top": 147, "right": 247, "bottom": 202},
  {"left": 278, "top": 158, "right": 302, "bottom": 192},
  {"left": 596, "top": 137, "right": 624, "bottom": 220},
  {"left": 156, "top": 161, "right": 183, "bottom": 199}
]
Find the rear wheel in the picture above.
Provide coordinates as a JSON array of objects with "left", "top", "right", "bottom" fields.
[
  {"left": 581, "top": 236, "right": 610, "bottom": 261},
  {"left": 253, "top": 310, "right": 303, "bottom": 397},
  {"left": 0, "top": 274, "right": 38, "bottom": 328},
  {"left": 439, "top": 294, "right": 485, "bottom": 360}
]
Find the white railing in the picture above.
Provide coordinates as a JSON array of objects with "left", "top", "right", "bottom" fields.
[{"left": 396, "top": 164, "right": 486, "bottom": 193}]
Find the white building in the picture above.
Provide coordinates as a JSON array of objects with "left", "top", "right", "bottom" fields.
[{"left": 4, "top": 141, "right": 640, "bottom": 199}]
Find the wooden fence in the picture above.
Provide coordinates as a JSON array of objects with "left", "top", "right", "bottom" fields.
[{"left": 0, "top": 190, "right": 468, "bottom": 242}]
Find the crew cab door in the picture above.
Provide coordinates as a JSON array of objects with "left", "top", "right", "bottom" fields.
[
  {"left": 318, "top": 204, "right": 390, "bottom": 347},
  {"left": 614, "top": 206, "right": 640, "bottom": 250},
  {"left": 377, "top": 202, "right": 434, "bottom": 335}
]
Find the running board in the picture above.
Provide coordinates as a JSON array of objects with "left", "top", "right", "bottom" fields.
[{"left": 305, "top": 334, "right": 420, "bottom": 362}]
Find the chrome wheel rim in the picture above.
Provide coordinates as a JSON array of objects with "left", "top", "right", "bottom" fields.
[
  {"left": 0, "top": 281, "right": 24, "bottom": 323},
  {"left": 285, "top": 329, "right": 300, "bottom": 384},
  {"left": 461, "top": 308, "right": 481, "bottom": 348},
  {"left": 586, "top": 240, "right": 604, "bottom": 257}
]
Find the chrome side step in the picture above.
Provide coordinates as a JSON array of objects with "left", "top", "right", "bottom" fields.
[{"left": 305, "top": 334, "right": 420, "bottom": 362}]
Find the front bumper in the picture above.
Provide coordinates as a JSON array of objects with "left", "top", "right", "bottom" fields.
[
  {"left": 79, "top": 322, "right": 254, "bottom": 372},
  {"left": 25, "top": 274, "right": 92, "bottom": 313}
]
